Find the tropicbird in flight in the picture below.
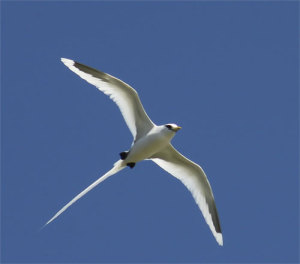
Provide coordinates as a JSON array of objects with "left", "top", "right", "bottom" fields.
[{"left": 45, "top": 58, "right": 223, "bottom": 246}]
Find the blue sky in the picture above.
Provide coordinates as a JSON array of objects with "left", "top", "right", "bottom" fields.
[{"left": 1, "top": 1, "right": 299, "bottom": 263}]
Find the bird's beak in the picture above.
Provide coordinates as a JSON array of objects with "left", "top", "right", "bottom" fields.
[{"left": 173, "top": 126, "right": 182, "bottom": 132}]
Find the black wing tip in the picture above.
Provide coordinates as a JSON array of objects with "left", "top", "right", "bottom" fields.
[{"left": 215, "top": 220, "right": 222, "bottom": 233}]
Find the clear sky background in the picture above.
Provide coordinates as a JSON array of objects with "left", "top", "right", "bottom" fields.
[{"left": 1, "top": 1, "right": 299, "bottom": 263}]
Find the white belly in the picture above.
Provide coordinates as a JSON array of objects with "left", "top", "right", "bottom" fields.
[{"left": 126, "top": 131, "right": 170, "bottom": 163}]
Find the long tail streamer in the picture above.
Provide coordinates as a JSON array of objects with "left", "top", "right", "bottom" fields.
[{"left": 44, "top": 160, "right": 125, "bottom": 227}]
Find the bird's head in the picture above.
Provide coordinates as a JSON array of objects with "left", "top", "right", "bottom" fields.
[{"left": 164, "top": 123, "right": 182, "bottom": 133}]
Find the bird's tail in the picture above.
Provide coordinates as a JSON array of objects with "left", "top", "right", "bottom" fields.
[{"left": 44, "top": 160, "right": 125, "bottom": 227}]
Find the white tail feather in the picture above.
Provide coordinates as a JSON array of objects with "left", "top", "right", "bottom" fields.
[{"left": 44, "top": 160, "right": 125, "bottom": 227}]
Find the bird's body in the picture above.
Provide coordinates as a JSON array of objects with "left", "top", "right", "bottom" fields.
[
  {"left": 45, "top": 58, "right": 223, "bottom": 246},
  {"left": 124, "top": 125, "right": 176, "bottom": 165}
]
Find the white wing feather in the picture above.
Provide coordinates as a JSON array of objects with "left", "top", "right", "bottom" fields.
[
  {"left": 61, "top": 58, "right": 155, "bottom": 141},
  {"left": 151, "top": 144, "right": 223, "bottom": 246}
]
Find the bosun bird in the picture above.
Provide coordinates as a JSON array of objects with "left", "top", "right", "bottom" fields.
[{"left": 45, "top": 58, "right": 223, "bottom": 246}]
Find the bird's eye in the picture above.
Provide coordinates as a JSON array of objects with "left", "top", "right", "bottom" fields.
[{"left": 165, "top": 125, "right": 172, "bottom": 130}]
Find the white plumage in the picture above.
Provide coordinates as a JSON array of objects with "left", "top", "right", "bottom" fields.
[{"left": 45, "top": 58, "right": 223, "bottom": 246}]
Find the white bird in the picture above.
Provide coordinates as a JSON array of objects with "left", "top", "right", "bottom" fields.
[{"left": 45, "top": 58, "right": 223, "bottom": 246}]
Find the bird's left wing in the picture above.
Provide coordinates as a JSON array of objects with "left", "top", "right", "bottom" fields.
[
  {"left": 151, "top": 144, "right": 223, "bottom": 246},
  {"left": 61, "top": 58, "right": 155, "bottom": 141}
]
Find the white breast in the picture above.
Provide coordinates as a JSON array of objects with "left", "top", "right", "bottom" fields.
[{"left": 126, "top": 127, "right": 173, "bottom": 163}]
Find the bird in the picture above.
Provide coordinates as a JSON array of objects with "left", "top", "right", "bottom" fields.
[{"left": 45, "top": 58, "right": 223, "bottom": 246}]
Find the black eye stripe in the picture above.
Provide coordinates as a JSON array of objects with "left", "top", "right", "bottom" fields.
[{"left": 165, "top": 125, "right": 172, "bottom": 130}]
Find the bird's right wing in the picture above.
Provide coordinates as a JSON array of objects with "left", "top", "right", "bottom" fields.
[
  {"left": 61, "top": 58, "right": 155, "bottom": 141},
  {"left": 151, "top": 144, "right": 223, "bottom": 246}
]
